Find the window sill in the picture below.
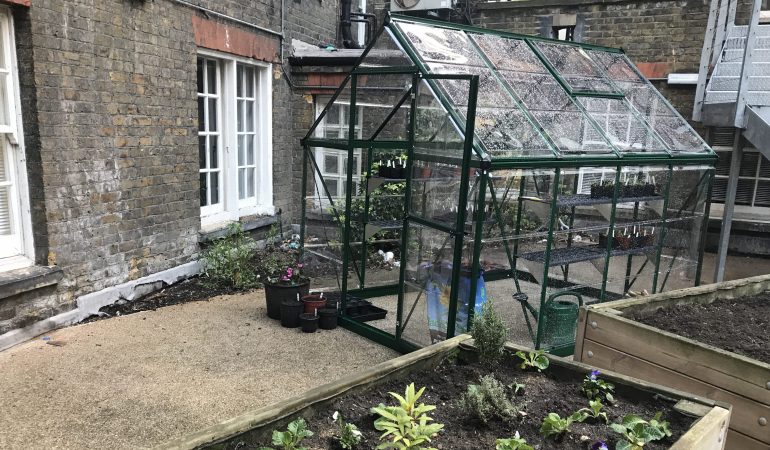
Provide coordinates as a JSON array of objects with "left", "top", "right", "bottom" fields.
[
  {"left": 199, "top": 215, "right": 278, "bottom": 243},
  {"left": 0, "top": 265, "right": 63, "bottom": 301}
]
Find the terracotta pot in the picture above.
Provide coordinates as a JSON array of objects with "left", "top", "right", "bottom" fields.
[
  {"left": 301, "top": 294, "right": 327, "bottom": 315},
  {"left": 263, "top": 280, "right": 310, "bottom": 320}
]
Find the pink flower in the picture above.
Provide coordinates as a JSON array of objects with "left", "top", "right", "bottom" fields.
[
  {"left": 281, "top": 275, "right": 290, "bottom": 281},
  {"left": 297, "top": 263, "right": 304, "bottom": 269},
  {"left": 286, "top": 268, "right": 294, "bottom": 277}
]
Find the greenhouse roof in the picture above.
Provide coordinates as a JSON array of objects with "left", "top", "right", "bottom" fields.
[{"left": 304, "top": 15, "right": 715, "bottom": 165}]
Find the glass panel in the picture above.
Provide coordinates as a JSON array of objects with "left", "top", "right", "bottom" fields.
[
  {"left": 210, "top": 172, "right": 219, "bottom": 204},
  {"left": 244, "top": 66, "right": 255, "bottom": 97},
  {"left": 208, "top": 98, "right": 217, "bottom": 131},
  {"left": 209, "top": 136, "right": 218, "bottom": 169},
  {"left": 325, "top": 104, "right": 340, "bottom": 125},
  {"left": 530, "top": 110, "right": 612, "bottom": 154},
  {"left": 197, "top": 97, "right": 205, "bottom": 132},
  {"left": 410, "top": 160, "right": 466, "bottom": 227},
  {"left": 237, "top": 99, "right": 244, "bottom": 132},
  {"left": 196, "top": 58, "right": 204, "bottom": 93},
  {"left": 327, "top": 179, "right": 339, "bottom": 197},
  {"left": 247, "top": 168, "right": 255, "bottom": 197},
  {"left": 0, "top": 186, "right": 10, "bottom": 235},
  {"left": 535, "top": 42, "right": 617, "bottom": 93},
  {"left": 428, "top": 64, "right": 513, "bottom": 108},
  {"left": 198, "top": 136, "right": 206, "bottom": 169},
  {"left": 237, "top": 65, "right": 243, "bottom": 97},
  {"left": 414, "top": 80, "right": 467, "bottom": 157},
  {"left": 324, "top": 154, "right": 339, "bottom": 174},
  {"left": 246, "top": 101, "right": 255, "bottom": 132},
  {"left": 471, "top": 34, "right": 547, "bottom": 73},
  {"left": 498, "top": 71, "right": 577, "bottom": 111},
  {"left": 206, "top": 60, "right": 217, "bottom": 94},
  {"left": 359, "top": 28, "right": 415, "bottom": 68},
  {"left": 396, "top": 22, "right": 484, "bottom": 66},
  {"left": 238, "top": 168, "right": 245, "bottom": 200},
  {"left": 237, "top": 135, "right": 245, "bottom": 166},
  {"left": 199, "top": 173, "right": 207, "bottom": 207},
  {"left": 247, "top": 136, "right": 255, "bottom": 165},
  {"left": 474, "top": 108, "right": 553, "bottom": 158},
  {"left": 577, "top": 97, "right": 668, "bottom": 152},
  {"left": 355, "top": 73, "right": 412, "bottom": 140},
  {"left": 588, "top": 50, "right": 644, "bottom": 83}
]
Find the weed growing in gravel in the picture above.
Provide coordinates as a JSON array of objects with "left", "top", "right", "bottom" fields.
[
  {"left": 458, "top": 375, "right": 521, "bottom": 423},
  {"left": 371, "top": 383, "right": 444, "bottom": 449},
  {"left": 471, "top": 300, "right": 508, "bottom": 366},
  {"left": 201, "top": 223, "right": 259, "bottom": 289},
  {"left": 259, "top": 417, "right": 313, "bottom": 450},
  {"left": 333, "top": 411, "right": 362, "bottom": 449},
  {"left": 495, "top": 431, "right": 534, "bottom": 450},
  {"left": 611, "top": 412, "right": 671, "bottom": 450},
  {"left": 515, "top": 350, "right": 549, "bottom": 372},
  {"left": 582, "top": 370, "right": 616, "bottom": 404}
]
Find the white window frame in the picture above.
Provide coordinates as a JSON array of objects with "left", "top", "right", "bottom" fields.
[
  {"left": 0, "top": 6, "right": 33, "bottom": 271},
  {"left": 197, "top": 49, "right": 274, "bottom": 228},
  {"left": 312, "top": 98, "right": 363, "bottom": 209}
]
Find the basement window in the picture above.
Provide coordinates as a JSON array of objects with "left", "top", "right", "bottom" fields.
[{"left": 552, "top": 25, "right": 575, "bottom": 42}]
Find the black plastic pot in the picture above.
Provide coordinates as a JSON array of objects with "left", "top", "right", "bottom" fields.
[
  {"left": 299, "top": 313, "right": 318, "bottom": 333},
  {"left": 280, "top": 300, "right": 303, "bottom": 328},
  {"left": 263, "top": 280, "right": 310, "bottom": 320},
  {"left": 318, "top": 308, "right": 338, "bottom": 330}
]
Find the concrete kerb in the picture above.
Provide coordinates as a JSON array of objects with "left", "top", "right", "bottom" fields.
[
  {"left": 154, "top": 334, "right": 474, "bottom": 450},
  {"left": 0, "top": 261, "right": 200, "bottom": 352}
]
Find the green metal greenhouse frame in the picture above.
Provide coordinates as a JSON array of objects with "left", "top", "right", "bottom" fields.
[{"left": 300, "top": 14, "right": 717, "bottom": 355}]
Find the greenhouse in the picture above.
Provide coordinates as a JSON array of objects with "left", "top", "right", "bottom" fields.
[{"left": 299, "top": 15, "right": 716, "bottom": 355}]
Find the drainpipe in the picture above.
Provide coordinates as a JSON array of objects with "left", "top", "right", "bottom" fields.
[{"left": 340, "top": 0, "right": 362, "bottom": 49}]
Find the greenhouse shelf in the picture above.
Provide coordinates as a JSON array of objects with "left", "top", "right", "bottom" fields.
[
  {"left": 520, "top": 244, "right": 655, "bottom": 266},
  {"left": 522, "top": 194, "right": 663, "bottom": 207}
]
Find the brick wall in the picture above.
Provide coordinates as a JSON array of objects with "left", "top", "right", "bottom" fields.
[{"left": 1, "top": 0, "right": 340, "bottom": 335}]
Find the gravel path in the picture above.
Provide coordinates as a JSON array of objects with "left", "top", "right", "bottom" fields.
[{"left": 0, "top": 291, "right": 398, "bottom": 450}]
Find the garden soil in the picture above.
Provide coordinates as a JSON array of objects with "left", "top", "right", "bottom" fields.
[
  {"left": 633, "top": 293, "right": 770, "bottom": 364},
  {"left": 239, "top": 359, "right": 693, "bottom": 450}
]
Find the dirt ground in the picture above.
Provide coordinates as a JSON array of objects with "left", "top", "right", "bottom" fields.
[{"left": 0, "top": 291, "right": 398, "bottom": 450}]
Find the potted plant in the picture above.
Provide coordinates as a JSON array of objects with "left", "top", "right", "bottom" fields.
[
  {"left": 263, "top": 262, "right": 310, "bottom": 320},
  {"left": 301, "top": 293, "right": 327, "bottom": 315}
]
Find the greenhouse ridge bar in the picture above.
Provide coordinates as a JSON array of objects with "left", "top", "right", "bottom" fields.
[{"left": 300, "top": 14, "right": 717, "bottom": 355}]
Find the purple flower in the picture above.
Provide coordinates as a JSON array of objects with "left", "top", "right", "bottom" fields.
[
  {"left": 297, "top": 263, "right": 304, "bottom": 269},
  {"left": 591, "top": 441, "right": 608, "bottom": 450},
  {"left": 590, "top": 370, "right": 601, "bottom": 381}
]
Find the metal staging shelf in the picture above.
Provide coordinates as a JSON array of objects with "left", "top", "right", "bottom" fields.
[
  {"left": 522, "top": 194, "right": 663, "bottom": 207},
  {"left": 520, "top": 244, "right": 655, "bottom": 266}
]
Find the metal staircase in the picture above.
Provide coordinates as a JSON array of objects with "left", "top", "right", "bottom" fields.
[{"left": 692, "top": 0, "right": 769, "bottom": 282}]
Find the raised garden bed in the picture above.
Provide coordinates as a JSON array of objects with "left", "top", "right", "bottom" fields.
[
  {"left": 574, "top": 274, "right": 770, "bottom": 450},
  {"left": 157, "top": 335, "right": 730, "bottom": 450}
]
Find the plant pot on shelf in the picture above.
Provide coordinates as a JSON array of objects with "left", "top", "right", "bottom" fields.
[
  {"left": 280, "top": 300, "right": 303, "bottom": 328},
  {"left": 318, "top": 308, "right": 338, "bottom": 330},
  {"left": 299, "top": 313, "right": 318, "bottom": 333},
  {"left": 263, "top": 279, "right": 310, "bottom": 320},
  {"left": 322, "top": 295, "right": 339, "bottom": 312},
  {"left": 301, "top": 294, "right": 327, "bottom": 315}
]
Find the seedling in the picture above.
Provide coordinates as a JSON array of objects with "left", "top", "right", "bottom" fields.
[
  {"left": 610, "top": 412, "right": 672, "bottom": 450},
  {"left": 258, "top": 417, "right": 314, "bottom": 450},
  {"left": 371, "top": 383, "right": 444, "bottom": 449},
  {"left": 515, "top": 350, "right": 549, "bottom": 372},
  {"left": 581, "top": 370, "right": 615, "bottom": 404},
  {"left": 495, "top": 432, "right": 534, "bottom": 450},
  {"left": 333, "top": 411, "right": 362, "bottom": 449},
  {"left": 576, "top": 399, "right": 609, "bottom": 424},
  {"left": 539, "top": 411, "right": 587, "bottom": 438}
]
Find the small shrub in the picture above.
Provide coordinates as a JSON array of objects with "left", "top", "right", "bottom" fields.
[
  {"left": 515, "top": 350, "right": 549, "bottom": 372},
  {"left": 495, "top": 431, "right": 533, "bottom": 450},
  {"left": 258, "top": 417, "right": 313, "bottom": 450},
  {"left": 201, "top": 223, "right": 258, "bottom": 289},
  {"left": 371, "top": 383, "right": 444, "bottom": 450},
  {"left": 470, "top": 300, "right": 508, "bottom": 365},
  {"left": 458, "top": 375, "right": 520, "bottom": 423},
  {"left": 582, "top": 370, "right": 615, "bottom": 404},
  {"left": 611, "top": 412, "right": 672, "bottom": 450},
  {"left": 333, "top": 411, "right": 362, "bottom": 449}
]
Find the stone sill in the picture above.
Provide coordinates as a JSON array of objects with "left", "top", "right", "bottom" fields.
[
  {"left": 198, "top": 215, "right": 278, "bottom": 243},
  {"left": 0, "top": 265, "right": 63, "bottom": 301}
]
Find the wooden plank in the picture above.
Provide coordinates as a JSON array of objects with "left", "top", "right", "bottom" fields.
[
  {"left": 726, "top": 428, "right": 770, "bottom": 450},
  {"left": 573, "top": 307, "right": 588, "bottom": 361},
  {"left": 670, "top": 406, "right": 730, "bottom": 450},
  {"left": 583, "top": 310, "right": 770, "bottom": 402},
  {"left": 581, "top": 339, "right": 770, "bottom": 443}
]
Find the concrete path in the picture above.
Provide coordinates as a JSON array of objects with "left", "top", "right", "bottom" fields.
[{"left": 0, "top": 291, "right": 399, "bottom": 449}]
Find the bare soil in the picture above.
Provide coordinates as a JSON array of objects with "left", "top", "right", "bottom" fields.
[
  {"left": 632, "top": 293, "right": 770, "bottom": 364},
  {"left": 236, "top": 357, "right": 693, "bottom": 450}
]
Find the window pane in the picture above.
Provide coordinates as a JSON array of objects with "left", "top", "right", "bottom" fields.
[
  {"left": 238, "top": 135, "right": 245, "bottom": 166},
  {"left": 197, "top": 58, "right": 204, "bottom": 93},
  {"left": 324, "top": 154, "right": 339, "bottom": 174},
  {"left": 210, "top": 172, "right": 220, "bottom": 204},
  {"left": 247, "top": 135, "right": 255, "bottom": 165},
  {"left": 206, "top": 60, "right": 217, "bottom": 94},
  {"left": 238, "top": 168, "right": 245, "bottom": 199},
  {"left": 237, "top": 100, "right": 244, "bottom": 132},
  {"left": 246, "top": 101, "right": 255, "bottom": 132},
  {"left": 247, "top": 168, "right": 255, "bottom": 197},
  {"left": 325, "top": 104, "right": 340, "bottom": 125},
  {"left": 199, "top": 136, "right": 206, "bottom": 169},
  {"left": 244, "top": 66, "right": 255, "bottom": 97},
  {"left": 326, "top": 179, "right": 338, "bottom": 197},
  {"left": 210, "top": 136, "right": 218, "bottom": 169},
  {"left": 197, "top": 97, "right": 205, "bottom": 132},
  {"left": 199, "top": 173, "right": 208, "bottom": 206},
  {"left": 237, "top": 65, "right": 243, "bottom": 97},
  {"left": 208, "top": 98, "right": 217, "bottom": 131}
]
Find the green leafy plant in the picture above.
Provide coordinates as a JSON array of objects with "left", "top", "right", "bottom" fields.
[
  {"left": 333, "top": 411, "right": 362, "bottom": 449},
  {"left": 371, "top": 383, "right": 444, "bottom": 450},
  {"left": 582, "top": 370, "right": 615, "bottom": 404},
  {"left": 610, "top": 412, "right": 672, "bottom": 450},
  {"left": 495, "top": 432, "right": 534, "bottom": 450},
  {"left": 470, "top": 300, "right": 508, "bottom": 366},
  {"left": 201, "top": 222, "right": 259, "bottom": 289},
  {"left": 539, "top": 411, "right": 587, "bottom": 438},
  {"left": 257, "top": 418, "right": 314, "bottom": 450},
  {"left": 515, "top": 350, "right": 549, "bottom": 372},
  {"left": 509, "top": 382, "right": 525, "bottom": 396},
  {"left": 458, "top": 375, "right": 520, "bottom": 423},
  {"left": 576, "top": 399, "right": 609, "bottom": 424}
]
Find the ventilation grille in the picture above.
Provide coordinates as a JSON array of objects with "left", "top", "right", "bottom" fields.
[{"left": 710, "top": 127, "right": 736, "bottom": 148}]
